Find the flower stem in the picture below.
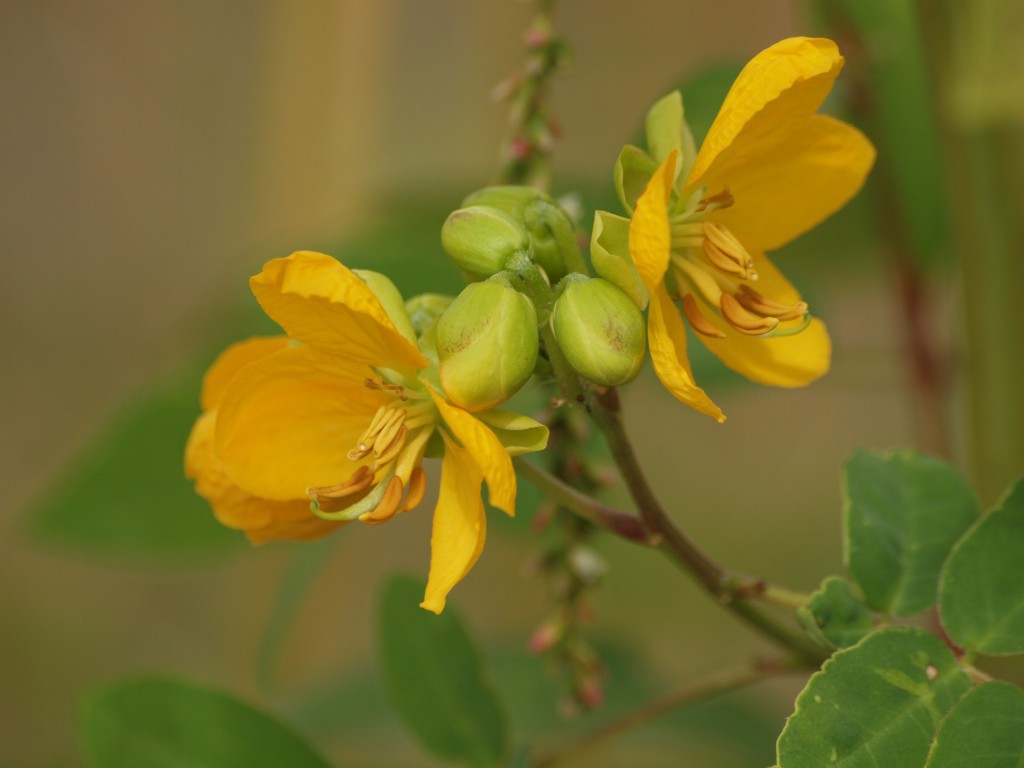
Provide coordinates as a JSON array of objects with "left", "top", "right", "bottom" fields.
[
  {"left": 515, "top": 458, "right": 649, "bottom": 543},
  {"left": 529, "top": 657, "right": 795, "bottom": 768}
]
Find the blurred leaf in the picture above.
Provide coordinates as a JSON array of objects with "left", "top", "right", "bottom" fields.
[
  {"left": 776, "top": 628, "right": 971, "bottom": 768},
  {"left": 940, "top": 477, "right": 1024, "bottom": 655},
  {"left": 924, "top": 681, "right": 1024, "bottom": 767},
  {"left": 816, "top": 0, "right": 950, "bottom": 267},
  {"left": 843, "top": 449, "right": 979, "bottom": 616},
  {"left": 797, "top": 576, "right": 875, "bottom": 650},
  {"left": 26, "top": 368, "right": 241, "bottom": 561},
  {"left": 258, "top": 537, "right": 339, "bottom": 689},
  {"left": 378, "top": 575, "right": 506, "bottom": 767},
  {"left": 80, "top": 677, "right": 330, "bottom": 768}
]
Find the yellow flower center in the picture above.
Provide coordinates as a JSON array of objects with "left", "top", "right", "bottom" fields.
[
  {"left": 667, "top": 189, "right": 810, "bottom": 338},
  {"left": 307, "top": 376, "right": 436, "bottom": 524}
]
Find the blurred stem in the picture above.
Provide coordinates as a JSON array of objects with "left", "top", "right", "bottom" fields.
[
  {"left": 496, "top": 0, "right": 566, "bottom": 190},
  {"left": 515, "top": 458, "right": 649, "bottom": 542},
  {"left": 915, "top": 0, "right": 1024, "bottom": 502},
  {"left": 819, "top": 4, "right": 952, "bottom": 458},
  {"left": 530, "top": 657, "right": 794, "bottom": 768}
]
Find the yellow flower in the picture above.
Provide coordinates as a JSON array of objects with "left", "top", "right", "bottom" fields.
[
  {"left": 186, "top": 251, "right": 548, "bottom": 612},
  {"left": 598, "top": 37, "right": 875, "bottom": 421}
]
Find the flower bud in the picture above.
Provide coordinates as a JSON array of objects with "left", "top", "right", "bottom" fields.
[
  {"left": 441, "top": 205, "right": 530, "bottom": 280},
  {"left": 436, "top": 276, "right": 539, "bottom": 411},
  {"left": 405, "top": 293, "right": 454, "bottom": 336},
  {"left": 551, "top": 276, "right": 646, "bottom": 387}
]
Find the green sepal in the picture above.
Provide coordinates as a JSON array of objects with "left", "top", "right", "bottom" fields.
[
  {"left": 353, "top": 269, "right": 418, "bottom": 345},
  {"left": 645, "top": 91, "right": 685, "bottom": 165},
  {"left": 590, "top": 210, "right": 648, "bottom": 309},
  {"left": 613, "top": 144, "right": 657, "bottom": 215},
  {"left": 939, "top": 476, "right": 1024, "bottom": 655},
  {"left": 797, "top": 576, "right": 875, "bottom": 651},
  {"left": 475, "top": 407, "right": 549, "bottom": 456}
]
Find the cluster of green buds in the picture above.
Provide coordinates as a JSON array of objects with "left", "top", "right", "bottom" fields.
[{"left": 437, "top": 185, "right": 646, "bottom": 409}]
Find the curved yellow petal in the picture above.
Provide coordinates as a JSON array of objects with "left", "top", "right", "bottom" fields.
[
  {"left": 215, "top": 345, "right": 389, "bottom": 501},
  {"left": 200, "top": 336, "right": 290, "bottom": 411},
  {"left": 648, "top": 283, "right": 724, "bottom": 422},
  {"left": 185, "top": 410, "right": 342, "bottom": 543},
  {"left": 420, "top": 437, "right": 487, "bottom": 614},
  {"left": 250, "top": 251, "right": 427, "bottom": 373},
  {"left": 710, "top": 115, "right": 875, "bottom": 250},
  {"left": 686, "top": 38, "right": 844, "bottom": 196},
  {"left": 429, "top": 388, "right": 516, "bottom": 516},
  {"left": 629, "top": 151, "right": 677, "bottom": 290},
  {"left": 696, "top": 250, "right": 831, "bottom": 386}
]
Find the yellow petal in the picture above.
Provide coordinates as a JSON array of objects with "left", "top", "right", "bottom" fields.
[
  {"left": 429, "top": 388, "right": 516, "bottom": 516},
  {"left": 215, "top": 345, "right": 389, "bottom": 501},
  {"left": 186, "top": 410, "right": 342, "bottom": 542},
  {"left": 420, "top": 437, "right": 487, "bottom": 614},
  {"left": 709, "top": 115, "right": 875, "bottom": 250},
  {"left": 647, "top": 283, "right": 725, "bottom": 422},
  {"left": 686, "top": 37, "right": 844, "bottom": 196},
  {"left": 629, "top": 151, "right": 677, "bottom": 290},
  {"left": 696, "top": 249, "right": 831, "bottom": 386},
  {"left": 250, "top": 251, "right": 427, "bottom": 373},
  {"left": 200, "top": 336, "right": 290, "bottom": 411}
]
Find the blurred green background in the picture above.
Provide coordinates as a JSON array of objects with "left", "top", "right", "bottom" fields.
[{"left": 3, "top": 1, "right": 1021, "bottom": 766}]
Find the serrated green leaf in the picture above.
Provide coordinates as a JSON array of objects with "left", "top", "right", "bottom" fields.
[
  {"left": 924, "top": 681, "right": 1024, "bottom": 767},
  {"left": 378, "top": 575, "right": 506, "bottom": 767},
  {"left": 797, "top": 576, "right": 875, "bottom": 650},
  {"left": 843, "top": 450, "right": 979, "bottom": 616},
  {"left": 26, "top": 369, "right": 241, "bottom": 561},
  {"left": 939, "top": 477, "right": 1024, "bottom": 655},
  {"left": 777, "top": 628, "right": 972, "bottom": 768},
  {"left": 80, "top": 677, "right": 331, "bottom": 768}
]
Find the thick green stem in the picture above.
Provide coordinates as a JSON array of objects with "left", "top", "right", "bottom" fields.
[
  {"left": 530, "top": 658, "right": 795, "bottom": 768},
  {"left": 915, "top": 0, "right": 1024, "bottom": 502}
]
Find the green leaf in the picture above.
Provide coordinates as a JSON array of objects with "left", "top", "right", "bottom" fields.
[
  {"left": 797, "top": 576, "right": 875, "bottom": 650},
  {"left": 776, "top": 628, "right": 972, "bottom": 768},
  {"left": 26, "top": 369, "right": 241, "bottom": 562},
  {"left": 377, "top": 575, "right": 506, "bottom": 767},
  {"left": 843, "top": 450, "right": 979, "bottom": 616},
  {"left": 924, "top": 681, "right": 1024, "bottom": 767},
  {"left": 80, "top": 677, "right": 331, "bottom": 768},
  {"left": 939, "top": 477, "right": 1024, "bottom": 655}
]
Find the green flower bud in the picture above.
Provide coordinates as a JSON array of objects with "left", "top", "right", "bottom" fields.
[
  {"left": 551, "top": 276, "right": 646, "bottom": 387},
  {"left": 462, "top": 185, "right": 544, "bottom": 215},
  {"left": 405, "top": 293, "right": 454, "bottom": 336},
  {"left": 441, "top": 205, "right": 530, "bottom": 279},
  {"left": 352, "top": 269, "right": 417, "bottom": 345},
  {"left": 436, "top": 275, "right": 539, "bottom": 411},
  {"left": 462, "top": 186, "right": 585, "bottom": 280}
]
